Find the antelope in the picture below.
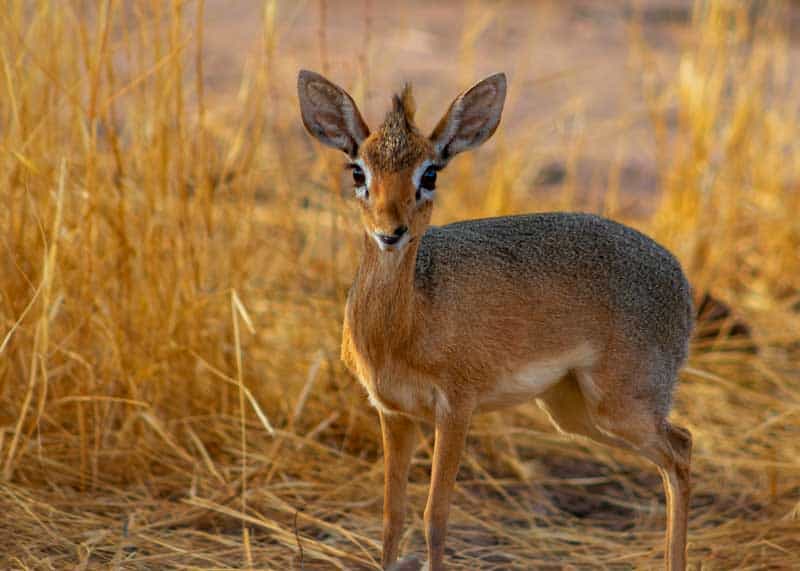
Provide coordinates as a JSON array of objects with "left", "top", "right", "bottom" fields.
[{"left": 297, "top": 70, "right": 693, "bottom": 571}]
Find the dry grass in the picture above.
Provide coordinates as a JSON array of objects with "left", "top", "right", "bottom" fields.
[{"left": 1, "top": 0, "right": 799, "bottom": 569}]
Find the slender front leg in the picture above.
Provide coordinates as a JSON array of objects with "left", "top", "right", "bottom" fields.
[
  {"left": 424, "top": 399, "right": 474, "bottom": 571},
  {"left": 381, "top": 412, "right": 416, "bottom": 569}
]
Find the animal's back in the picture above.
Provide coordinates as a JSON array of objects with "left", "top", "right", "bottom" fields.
[{"left": 415, "top": 212, "right": 694, "bottom": 368}]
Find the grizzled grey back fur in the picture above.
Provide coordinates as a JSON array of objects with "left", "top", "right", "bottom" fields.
[{"left": 415, "top": 212, "right": 694, "bottom": 415}]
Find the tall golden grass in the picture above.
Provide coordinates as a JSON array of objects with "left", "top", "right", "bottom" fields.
[{"left": 1, "top": 0, "right": 798, "bottom": 568}]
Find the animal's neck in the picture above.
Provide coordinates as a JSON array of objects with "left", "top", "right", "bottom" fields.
[{"left": 349, "top": 233, "right": 421, "bottom": 347}]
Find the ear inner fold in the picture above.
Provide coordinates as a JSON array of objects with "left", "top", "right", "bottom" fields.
[
  {"left": 430, "top": 73, "right": 507, "bottom": 161},
  {"left": 297, "top": 70, "right": 370, "bottom": 157}
]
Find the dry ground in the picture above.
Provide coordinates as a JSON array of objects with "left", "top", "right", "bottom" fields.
[{"left": 1, "top": 1, "right": 799, "bottom": 569}]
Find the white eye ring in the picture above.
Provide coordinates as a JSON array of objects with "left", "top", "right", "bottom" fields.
[
  {"left": 412, "top": 160, "right": 438, "bottom": 202},
  {"left": 351, "top": 158, "right": 371, "bottom": 199}
]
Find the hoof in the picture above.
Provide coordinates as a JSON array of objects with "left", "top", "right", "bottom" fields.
[{"left": 386, "top": 555, "right": 424, "bottom": 571}]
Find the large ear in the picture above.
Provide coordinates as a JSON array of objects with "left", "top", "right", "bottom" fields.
[
  {"left": 430, "top": 73, "right": 507, "bottom": 162},
  {"left": 297, "top": 70, "right": 370, "bottom": 158}
]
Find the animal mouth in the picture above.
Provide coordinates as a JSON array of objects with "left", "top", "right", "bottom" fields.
[
  {"left": 372, "top": 231, "right": 411, "bottom": 252},
  {"left": 379, "top": 234, "right": 402, "bottom": 245}
]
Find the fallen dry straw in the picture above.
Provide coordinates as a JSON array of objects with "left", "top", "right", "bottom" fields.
[{"left": 1, "top": 1, "right": 799, "bottom": 569}]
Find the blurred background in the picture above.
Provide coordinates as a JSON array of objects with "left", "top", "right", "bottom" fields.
[{"left": 1, "top": 0, "right": 799, "bottom": 568}]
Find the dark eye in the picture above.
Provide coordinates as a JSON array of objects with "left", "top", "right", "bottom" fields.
[
  {"left": 352, "top": 165, "right": 366, "bottom": 187},
  {"left": 420, "top": 166, "right": 437, "bottom": 191}
]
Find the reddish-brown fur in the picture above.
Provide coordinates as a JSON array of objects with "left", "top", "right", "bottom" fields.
[{"left": 297, "top": 70, "right": 692, "bottom": 571}]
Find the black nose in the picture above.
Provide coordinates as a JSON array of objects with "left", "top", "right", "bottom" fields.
[{"left": 378, "top": 225, "right": 408, "bottom": 245}]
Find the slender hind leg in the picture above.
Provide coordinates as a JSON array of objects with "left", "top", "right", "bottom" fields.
[
  {"left": 539, "top": 371, "right": 692, "bottom": 570},
  {"left": 649, "top": 423, "right": 692, "bottom": 571}
]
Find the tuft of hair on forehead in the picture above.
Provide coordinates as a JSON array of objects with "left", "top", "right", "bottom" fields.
[
  {"left": 392, "top": 83, "right": 416, "bottom": 124},
  {"left": 363, "top": 82, "right": 431, "bottom": 173},
  {"left": 380, "top": 83, "right": 417, "bottom": 135}
]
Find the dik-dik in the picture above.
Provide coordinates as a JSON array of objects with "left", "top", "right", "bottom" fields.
[{"left": 297, "top": 70, "right": 693, "bottom": 571}]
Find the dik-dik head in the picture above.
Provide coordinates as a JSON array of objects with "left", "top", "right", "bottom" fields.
[{"left": 297, "top": 70, "right": 506, "bottom": 252}]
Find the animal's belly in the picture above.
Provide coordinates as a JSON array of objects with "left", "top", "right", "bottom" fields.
[{"left": 477, "top": 343, "right": 597, "bottom": 412}]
